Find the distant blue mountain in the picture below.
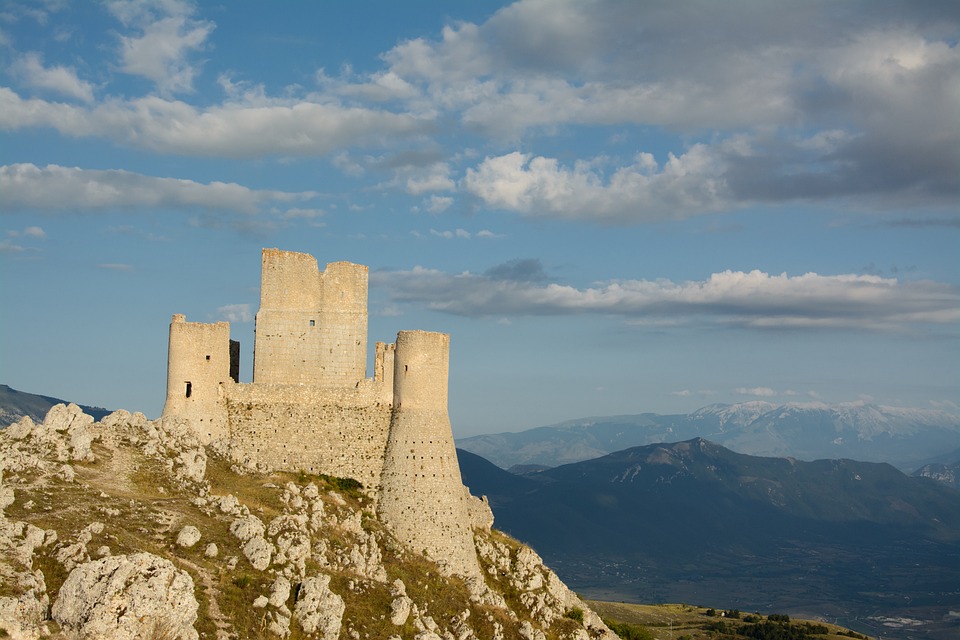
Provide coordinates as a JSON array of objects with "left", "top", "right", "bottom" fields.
[
  {"left": 458, "top": 439, "right": 960, "bottom": 640},
  {"left": 458, "top": 401, "right": 960, "bottom": 473}
]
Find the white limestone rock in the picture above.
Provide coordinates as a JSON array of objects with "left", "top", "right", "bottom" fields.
[
  {"left": 242, "top": 535, "right": 274, "bottom": 571},
  {"left": 5, "top": 415, "right": 34, "bottom": 441},
  {"left": 52, "top": 552, "right": 198, "bottom": 640},
  {"left": 176, "top": 525, "right": 201, "bottom": 548},
  {"left": 0, "top": 568, "right": 48, "bottom": 640},
  {"left": 294, "top": 574, "right": 344, "bottom": 639},
  {"left": 204, "top": 542, "right": 218, "bottom": 558},
  {"left": 269, "top": 575, "right": 291, "bottom": 608},
  {"left": 176, "top": 448, "right": 207, "bottom": 484},
  {"left": 390, "top": 594, "right": 412, "bottom": 626},
  {"left": 229, "top": 514, "right": 264, "bottom": 542}
]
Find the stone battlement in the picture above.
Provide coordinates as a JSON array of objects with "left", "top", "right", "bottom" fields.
[{"left": 161, "top": 249, "right": 488, "bottom": 578}]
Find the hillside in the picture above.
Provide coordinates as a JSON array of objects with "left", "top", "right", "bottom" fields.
[
  {"left": 457, "top": 402, "right": 960, "bottom": 473},
  {"left": 0, "top": 384, "right": 111, "bottom": 427},
  {"left": 458, "top": 441, "right": 960, "bottom": 640},
  {"left": 0, "top": 404, "right": 615, "bottom": 639}
]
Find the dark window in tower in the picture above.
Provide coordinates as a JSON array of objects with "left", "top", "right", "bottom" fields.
[{"left": 185, "top": 382, "right": 192, "bottom": 398}]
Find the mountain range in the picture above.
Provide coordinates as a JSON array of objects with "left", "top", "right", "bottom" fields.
[
  {"left": 457, "top": 401, "right": 960, "bottom": 472},
  {"left": 458, "top": 439, "right": 960, "bottom": 640}
]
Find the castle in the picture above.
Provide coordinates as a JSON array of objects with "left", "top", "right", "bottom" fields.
[{"left": 161, "top": 248, "right": 489, "bottom": 578}]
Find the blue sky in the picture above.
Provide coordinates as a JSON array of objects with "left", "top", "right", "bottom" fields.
[{"left": 0, "top": 0, "right": 957, "bottom": 437}]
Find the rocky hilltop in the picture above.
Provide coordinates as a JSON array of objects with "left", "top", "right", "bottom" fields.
[{"left": 0, "top": 404, "right": 615, "bottom": 640}]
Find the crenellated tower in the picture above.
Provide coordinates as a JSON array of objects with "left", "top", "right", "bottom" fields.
[{"left": 253, "top": 249, "right": 368, "bottom": 386}]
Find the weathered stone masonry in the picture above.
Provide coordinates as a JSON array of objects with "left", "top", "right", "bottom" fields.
[{"left": 161, "top": 248, "right": 487, "bottom": 577}]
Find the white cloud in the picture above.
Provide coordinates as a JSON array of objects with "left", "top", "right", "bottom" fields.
[
  {"left": 736, "top": 387, "right": 778, "bottom": 397},
  {"left": 10, "top": 52, "right": 95, "bottom": 103},
  {"left": 0, "top": 163, "right": 312, "bottom": 215},
  {"left": 107, "top": 0, "right": 214, "bottom": 95},
  {"left": 23, "top": 226, "right": 46, "bottom": 238},
  {"left": 463, "top": 149, "right": 731, "bottom": 222},
  {"left": 217, "top": 303, "right": 253, "bottom": 323},
  {"left": 424, "top": 195, "right": 453, "bottom": 213},
  {"left": 0, "top": 240, "right": 26, "bottom": 254},
  {"left": 405, "top": 162, "right": 455, "bottom": 195},
  {"left": 429, "top": 228, "right": 471, "bottom": 240},
  {"left": 0, "top": 89, "right": 431, "bottom": 158},
  {"left": 372, "top": 265, "right": 960, "bottom": 331}
]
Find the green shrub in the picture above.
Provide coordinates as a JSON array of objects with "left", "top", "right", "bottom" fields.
[
  {"left": 604, "top": 619, "right": 656, "bottom": 640},
  {"left": 565, "top": 607, "right": 584, "bottom": 623}
]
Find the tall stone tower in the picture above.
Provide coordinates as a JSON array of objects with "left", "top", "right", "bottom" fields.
[
  {"left": 161, "top": 314, "right": 237, "bottom": 442},
  {"left": 377, "top": 331, "right": 482, "bottom": 579},
  {"left": 253, "top": 249, "right": 368, "bottom": 386}
]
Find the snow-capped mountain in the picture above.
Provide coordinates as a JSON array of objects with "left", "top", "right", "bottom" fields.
[{"left": 458, "top": 401, "right": 960, "bottom": 473}]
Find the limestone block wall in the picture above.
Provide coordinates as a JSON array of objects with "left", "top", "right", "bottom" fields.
[
  {"left": 223, "top": 381, "right": 392, "bottom": 489},
  {"left": 161, "top": 315, "right": 233, "bottom": 443},
  {"left": 377, "top": 331, "right": 482, "bottom": 579},
  {"left": 254, "top": 249, "right": 368, "bottom": 387}
]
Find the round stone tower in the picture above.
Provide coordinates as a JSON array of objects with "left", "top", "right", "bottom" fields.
[
  {"left": 376, "top": 330, "right": 482, "bottom": 579},
  {"left": 161, "top": 314, "right": 233, "bottom": 442}
]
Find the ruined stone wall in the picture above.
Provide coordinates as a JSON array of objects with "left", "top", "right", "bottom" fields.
[
  {"left": 223, "top": 382, "right": 392, "bottom": 489},
  {"left": 377, "top": 331, "right": 482, "bottom": 578},
  {"left": 253, "top": 250, "right": 367, "bottom": 387},
  {"left": 161, "top": 315, "right": 233, "bottom": 443}
]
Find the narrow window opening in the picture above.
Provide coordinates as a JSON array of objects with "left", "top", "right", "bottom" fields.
[
  {"left": 185, "top": 381, "right": 192, "bottom": 398},
  {"left": 309, "top": 320, "right": 315, "bottom": 327},
  {"left": 205, "top": 354, "right": 211, "bottom": 361}
]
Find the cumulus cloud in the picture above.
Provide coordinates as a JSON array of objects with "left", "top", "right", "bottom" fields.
[
  {"left": 463, "top": 149, "right": 731, "bottom": 222},
  {"left": 10, "top": 52, "right": 95, "bottom": 102},
  {"left": 375, "top": 0, "right": 959, "bottom": 211},
  {"left": 0, "top": 163, "right": 312, "bottom": 215},
  {"left": 372, "top": 265, "right": 960, "bottom": 331}
]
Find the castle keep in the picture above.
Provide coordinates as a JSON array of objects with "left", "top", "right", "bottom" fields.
[{"left": 161, "top": 248, "right": 487, "bottom": 578}]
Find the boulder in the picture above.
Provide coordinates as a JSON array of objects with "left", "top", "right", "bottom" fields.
[
  {"left": 52, "top": 552, "right": 198, "bottom": 640},
  {"left": 176, "top": 525, "right": 201, "bottom": 548},
  {"left": 293, "top": 574, "right": 344, "bottom": 639}
]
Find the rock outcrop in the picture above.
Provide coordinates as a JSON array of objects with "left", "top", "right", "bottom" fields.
[
  {"left": 52, "top": 553, "right": 199, "bottom": 640},
  {"left": 0, "top": 404, "right": 617, "bottom": 639}
]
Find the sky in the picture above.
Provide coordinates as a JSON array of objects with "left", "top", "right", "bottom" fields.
[{"left": 0, "top": 0, "right": 958, "bottom": 438}]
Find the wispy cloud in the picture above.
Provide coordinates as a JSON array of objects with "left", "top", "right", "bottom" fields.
[
  {"left": 0, "top": 163, "right": 313, "bottom": 216},
  {"left": 97, "top": 263, "right": 134, "bottom": 272},
  {"left": 9, "top": 52, "right": 95, "bottom": 103},
  {"left": 372, "top": 264, "right": 960, "bottom": 331},
  {"left": 217, "top": 303, "right": 253, "bottom": 323}
]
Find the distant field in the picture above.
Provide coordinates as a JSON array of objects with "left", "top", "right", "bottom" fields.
[{"left": 587, "top": 601, "right": 868, "bottom": 640}]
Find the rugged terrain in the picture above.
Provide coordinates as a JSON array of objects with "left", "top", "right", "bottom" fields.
[
  {"left": 459, "top": 441, "right": 960, "bottom": 640},
  {"left": 0, "top": 404, "right": 614, "bottom": 639}
]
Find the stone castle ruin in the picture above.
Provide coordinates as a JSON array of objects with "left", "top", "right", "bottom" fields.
[{"left": 161, "top": 248, "right": 489, "bottom": 578}]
